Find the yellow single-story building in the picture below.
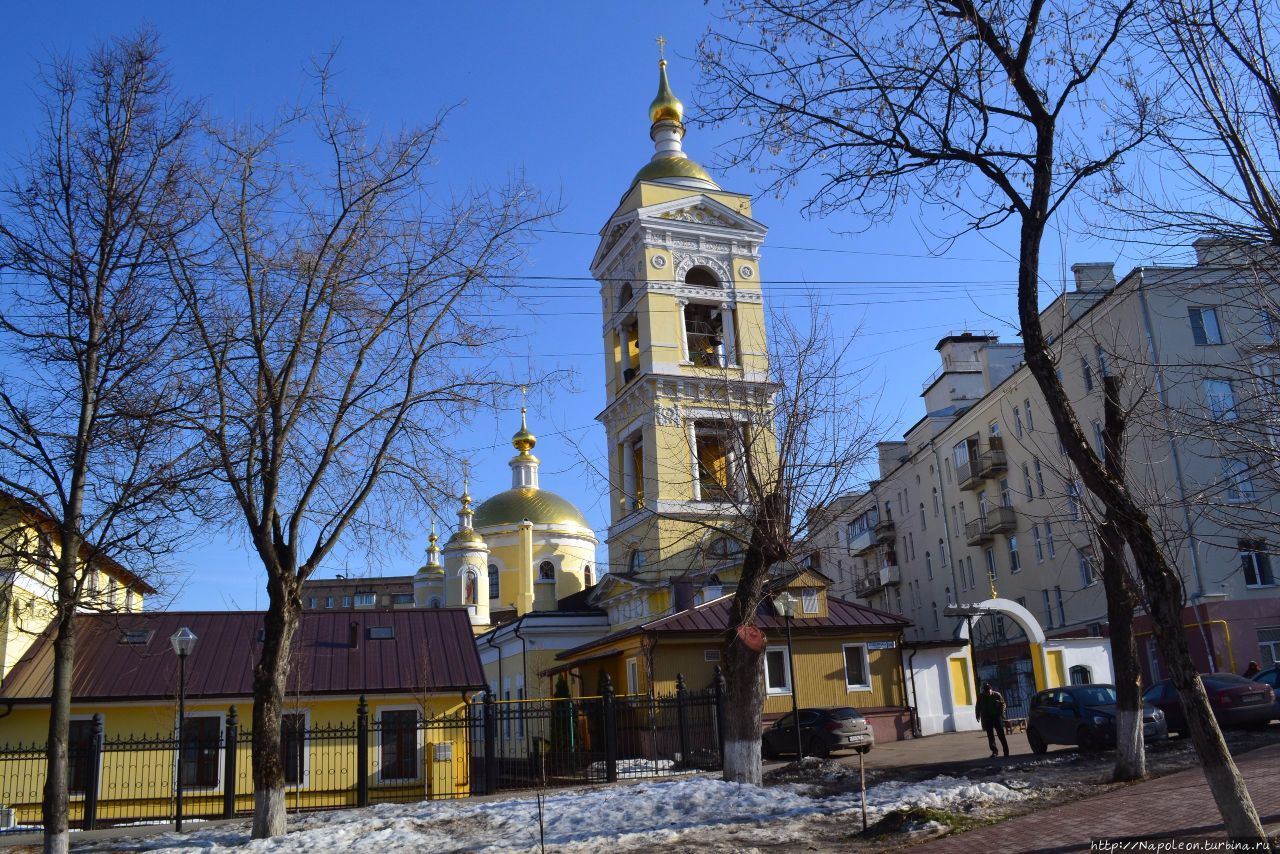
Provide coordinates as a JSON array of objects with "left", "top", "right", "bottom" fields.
[
  {"left": 0, "top": 607, "right": 486, "bottom": 827},
  {"left": 548, "top": 569, "right": 915, "bottom": 742}
]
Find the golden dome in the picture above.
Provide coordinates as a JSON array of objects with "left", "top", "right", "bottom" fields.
[
  {"left": 650, "top": 59, "right": 684, "bottom": 124},
  {"left": 632, "top": 155, "right": 720, "bottom": 188},
  {"left": 473, "top": 487, "right": 590, "bottom": 530},
  {"left": 446, "top": 527, "right": 486, "bottom": 547},
  {"left": 512, "top": 406, "right": 536, "bottom": 454}
]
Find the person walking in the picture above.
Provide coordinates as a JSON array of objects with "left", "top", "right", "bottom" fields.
[
  {"left": 1242, "top": 661, "right": 1261, "bottom": 679},
  {"left": 976, "top": 682, "right": 1009, "bottom": 757}
]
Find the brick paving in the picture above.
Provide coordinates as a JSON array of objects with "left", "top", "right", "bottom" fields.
[{"left": 913, "top": 742, "right": 1280, "bottom": 853}]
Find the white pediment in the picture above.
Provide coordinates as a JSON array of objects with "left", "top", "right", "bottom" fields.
[{"left": 637, "top": 196, "right": 767, "bottom": 238}]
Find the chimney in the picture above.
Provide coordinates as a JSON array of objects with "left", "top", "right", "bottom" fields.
[
  {"left": 349, "top": 621, "right": 360, "bottom": 649},
  {"left": 1071, "top": 262, "right": 1116, "bottom": 292}
]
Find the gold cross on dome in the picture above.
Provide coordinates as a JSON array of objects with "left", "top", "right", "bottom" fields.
[{"left": 656, "top": 35, "right": 666, "bottom": 61}]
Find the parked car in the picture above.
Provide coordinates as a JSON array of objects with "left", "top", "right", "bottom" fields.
[
  {"left": 1249, "top": 666, "right": 1280, "bottom": 722},
  {"left": 761, "top": 707, "right": 874, "bottom": 759},
  {"left": 1142, "top": 673, "right": 1276, "bottom": 735},
  {"left": 1026, "top": 684, "right": 1167, "bottom": 754}
]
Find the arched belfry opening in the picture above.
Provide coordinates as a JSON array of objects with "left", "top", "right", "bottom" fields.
[{"left": 683, "top": 266, "right": 720, "bottom": 288}]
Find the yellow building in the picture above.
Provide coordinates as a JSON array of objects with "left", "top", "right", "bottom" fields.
[
  {"left": 415, "top": 408, "right": 598, "bottom": 634},
  {"left": 0, "top": 495, "right": 151, "bottom": 682},
  {"left": 0, "top": 607, "right": 486, "bottom": 824}
]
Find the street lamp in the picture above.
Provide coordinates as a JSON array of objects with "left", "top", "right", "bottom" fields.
[
  {"left": 170, "top": 627, "right": 197, "bottom": 832},
  {"left": 771, "top": 591, "right": 803, "bottom": 760}
]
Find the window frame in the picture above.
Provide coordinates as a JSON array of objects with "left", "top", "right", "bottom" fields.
[
  {"left": 178, "top": 711, "right": 225, "bottom": 792},
  {"left": 1189, "top": 306, "right": 1224, "bottom": 345},
  {"left": 801, "top": 588, "right": 820, "bottom": 614},
  {"left": 764, "top": 646, "right": 793, "bottom": 695},
  {"left": 282, "top": 709, "right": 310, "bottom": 788},
  {"left": 1240, "top": 541, "right": 1275, "bottom": 588},
  {"left": 376, "top": 706, "right": 422, "bottom": 783},
  {"left": 68, "top": 715, "right": 104, "bottom": 797},
  {"left": 842, "top": 643, "right": 872, "bottom": 692}
]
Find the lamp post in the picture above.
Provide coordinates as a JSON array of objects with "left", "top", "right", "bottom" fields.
[
  {"left": 170, "top": 627, "right": 198, "bottom": 832},
  {"left": 772, "top": 591, "right": 803, "bottom": 760}
]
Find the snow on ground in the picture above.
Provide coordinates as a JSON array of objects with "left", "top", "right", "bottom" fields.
[{"left": 79, "top": 773, "right": 1030, "bottom": 853}]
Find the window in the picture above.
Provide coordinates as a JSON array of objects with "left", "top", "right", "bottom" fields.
[
  {"left": 1097, "top": 345, "right": 1109, "bottom": 378},
  {"left": 68, "top": 719, "right": 99, "bottom": 794},
  {"left": 1042, "top": 589, "right": 1054, "bottom": 628},
  {"left": 989, "top": 420, "right": 1000, "bottom": 436},
  {"left": 999, "top": 478, "right": 1012, "bottom": 507},
  {"left": 1045, "top": 521, "right": 1057, "bottom": 557},
  {"left": 308, "top": 597, "right": 317, "bottom": 609},
  {"left": 125, "top": 590, "right": 137, "bottom": 611},
  {"left": 1024, "top": 399, "right": 1034, "bottom": 431},
  {"left": 932, "top": 487, "right": 940, "bottom": 516},
  {"left": 428, "top": 597, "right": 441, "bottom": 608},
  {"left": 1033, "top": 524, "right": 1044, "bottom": 562},
  {"left": 966, "top": 555, "right": 977, "bottom": 589},
  {"left": 119, "top": 629, "right": 152, "bottom": 645},
  {"left": 1008, "top": 536, "right": 1021, "bottom": 573},
  {"left": 1093, "top": 421, "right": 1105, "bottom": 461},
  {"left": 932, "top": 603, "right": 940, "bottom": 630},
  {"left": 626, "top": 657, "right": 640, "bottom": 694},
  {"left": 325, "top": 597, "right": 334, "bottom": 609},
  {"left": 628, "top": 549, "right": 646, "bottom": 573},
  {"left": 464, "top": 571, "right": 478, "bottom": 605},
  {"left": 684, "top": 266, "right": 720, "bottom": 288},
  {"left": 1240, "top": 541, "right": 1275, "bottom": 587},
  {"left": 341, "top": 596, "right": 352, "bottom": 608},
  {"left": 801, "top": 588, "right": 819, "bottom": 614},
  {"left": 684, "top": 301, "right": 728, "bottom": 366},
  {"left": 925, "top": 551, "right": 933, "bottom": 580},
  {"left": 282, "top": 712, "right": 306, "bottom": 786},
  {"left": 1067, "top": 480, "right": 1083, "bottom": 521},
  {"left": 379, "top": 709, "right": 418, "bottom": 781},
  {"left": 1078, "top": 546, "right": 1098, "bottom": 587},
  {"left": 1189, "top": 307, "right": 1224, "bottom": 345},
  {"left": 945, "top": 458, "right": 952, "bottom": 483},
  {"left": 1034, "top": 458, "right": 1045, "bottom": 497},
  {"left": 584, "top": 564, "right": 594, "bottom": 586},
  {"left": 1224, "top": 459, "right": 1256, "bottom": 502},
  {"left": 180, "top": 715, "right": 221, "bottom": 789},
  {"left": 1022, "top": 464, "right": 1033, "bottom": 500},
  {"left": 354, "top": 593, "right": 375, "bottom": 607},
  {"left": 538, "top": 561, "right": 555, "bottom": 581},
  {"left": 704, "top": 648, "right": 721, "bottom": 662},
  {"left": 694, "top": 421, "right": 736, "bottom": 499},
  {"left": 764, "top": 647, "right": 792, "bottom": 694},
  {"left": 919, "top": 503, "right": 926, "bottom": 530},
  {"left": 1069, "top": 665, "right": 1093, "bottom": 685},
  {"left": 1259, "top": 628, "right": 1280, "bottom": 666},
  {"left": 617, "top": 282, "right": 633, "bottom": 310},
  {"left": 391, "top": 593, "right": 413, "bottom": 605},
  {"left": 1082, "top": 358, "right": 1094, "bottom": 392},
  {"left": 489, "top": 566, "right": 500, "bottom": 599},
  {"left": 842, "top": 644, "right": 870, "bottom": 690},
  {"left": 1055, "top": 586, "right": 1067, "bottom": 626},
  {"left": 369, "top": 626, "right": 395, "bottom": 640},
  {"left": 1204, "top": 379, "right": 1237, "bottom": 420},
  {"left": 1013, "top": 406, "right": 1024, "bottom": 438},
  {"left": 984, "top": 548, "right": 997, "bottom": 587}
]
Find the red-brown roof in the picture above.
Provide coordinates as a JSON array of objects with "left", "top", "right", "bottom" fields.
[
  {"left": 0, "top": 608, "right": 486, "bottom": 703},
  {"left": 556, "top": 594, "right": 909, "bottom": 661}
]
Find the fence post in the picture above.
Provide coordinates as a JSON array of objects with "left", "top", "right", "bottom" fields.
[
  {"left": 602, "top": 673, "right": 618, "bottom": 784},
  {"left": 223, "top": 706, "right": 238, "bottom": 819},
  {"left": 713, "top": 666, "right": 727, "bottom": 767},
  {"left": 82, "top": 713, "right": 102, "bottom": 831},
  {"left": 482, "top": 690, "right": 498, "bottom": 795},
  {"left": 675, "top": 673, "right": 690, "bottom": 768},
  {"left": 356, "top": 695, "right": 370, "bottom": 808}
]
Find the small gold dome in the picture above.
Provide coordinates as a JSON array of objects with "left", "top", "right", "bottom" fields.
[
  {"left": 649, "top": 60, "right": 684, "bottom": 124},
  {"left": 632, "top": 155, "right": 720, "bottom": 189},
  {"left": 512, "top": 406, "right": 536, "bottom": 453},
  {"left": 446, "top": 527, "right": 486, "bottom": 547}
]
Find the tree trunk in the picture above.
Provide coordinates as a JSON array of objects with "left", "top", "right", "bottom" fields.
[
  {"left": 250, "top": 574, "right": 300, "bottom": 839},
  {"left": 41, "top": 603, "right": 76, "bottom": 854},
  {"left": 721, "top": 490, "right": 786, "bottom": 785},
  {"left": 1100, "top": 376, "right": 1144, "bottom": 782}
]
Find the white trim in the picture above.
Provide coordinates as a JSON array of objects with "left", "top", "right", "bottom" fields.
[
  {"left": 841, "top": 643, "right": 872, "bottom": 692},
  {"left": 375, "top": 704, "right": 423, "bottom": 783},
  {"left": 281, "top": 707, "right": 311, "bottom": 789},
  {"left": 625, "top": 657, "right": 640, "bottom": 695},
  {"left": 764, "top": 646, "right": 792, "bottom": 695},
  {"left": 67, "top": 714, "right": 104, "bottom": 801}
]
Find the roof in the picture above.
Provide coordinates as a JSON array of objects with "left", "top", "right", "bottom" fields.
[
  {"left": 557, "top": 594, "right": 908, "bottom": 661},
  {"left": 472, "top": 487, "right": 590, "bottom": 530},
  {"left": 0, "top": 608, "right": 486, "bottom": 703}
]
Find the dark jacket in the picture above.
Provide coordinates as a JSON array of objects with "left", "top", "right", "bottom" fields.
[{"left": 976, "top": 690, "right": 1006, "bottom": 724}]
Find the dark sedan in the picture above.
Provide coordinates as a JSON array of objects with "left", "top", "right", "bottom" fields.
[
  {"left": 761, "top": 707, "right": 874, "bottom": 759},
  {"left": 1250, "top": 666, "right": 1280, "bottom": 723},
  {"left": 1026, "top": 684, "right": 1167, "bottom": 754},
  {"left": 1142, "top": 673, "right": 1275, "bottom": 735}
]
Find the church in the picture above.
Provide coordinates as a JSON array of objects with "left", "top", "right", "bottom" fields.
[{"left": 440, "top": 55, "right": 913, "bottom": 741}]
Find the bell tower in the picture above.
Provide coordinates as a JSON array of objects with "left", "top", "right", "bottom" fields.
[{"left": 591, "top": 53, "right": 773, "bottom": 590}]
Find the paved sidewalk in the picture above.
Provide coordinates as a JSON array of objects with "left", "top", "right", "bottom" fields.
[{"left": 913, "top": 742, "right": 1280, "bottom": 852}]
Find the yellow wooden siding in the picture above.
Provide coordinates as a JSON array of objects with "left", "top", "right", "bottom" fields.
[
  {"left": 950, "top": 655, "right": 974, "bottom": 706},
  {"left": 0, "top": 694, "right": 471, "bottom": 823}
]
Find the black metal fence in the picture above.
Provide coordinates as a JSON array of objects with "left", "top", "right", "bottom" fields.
[{"left": 0, "top": 672, "right": 725, "bottom": 834}]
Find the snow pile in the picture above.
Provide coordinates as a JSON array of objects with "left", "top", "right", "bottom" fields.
[{"left": 81, "top": 773, "right": 1030, "bottom": 853}]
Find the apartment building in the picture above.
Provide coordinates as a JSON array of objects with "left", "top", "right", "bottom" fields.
[{"left": 808, "top": 240, "right": 1280, "bottom": 690}]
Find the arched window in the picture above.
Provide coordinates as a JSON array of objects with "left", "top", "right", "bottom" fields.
[
  {"left": 583, "top": 564, "right": 594, "bottom": 586},
  {"left": 618, "top": 282, "right": 633, "bottom": 310},
  {"left": 539, "top": 560, "right": 556, "bottom": 580},
  {"left": 488, "top": 565, "right": 499, "bottom": 600},
  {"left": 428, "top": 597, "right": 441, "bottom": 609},
  {"left": 628, "top": 549, "right": 646, "bottom": 573},
  {"left": 684, "top": 266, "right": 719, "bottom": 288},
  {"left": 1069, "top": 665, "right": 1093, "bottom": 685},
  {"left": 707, "top": 536, "right": 742, "bottom": 559},
  {"left": 464, "top": 571, "right": 478, "bottom": 605}
]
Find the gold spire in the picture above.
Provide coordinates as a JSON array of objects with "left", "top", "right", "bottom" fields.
[
  {"left": 512, "top": 386, "right": 537, "bottom": 454},
  {"left": 649, "top": 40, "right": 684, "bottom": 125},
  {"left": 428, "top": 518, "right": 438, "bottom": 548},
  {"left": 461, "top": 460, "right": 472, "bottom": 510}
]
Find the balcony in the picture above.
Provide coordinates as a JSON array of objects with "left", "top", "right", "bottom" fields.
[
  {"left": 878, "top": 563, "right": 901, "bottom": 587},
  {"left": 965, "top": 506, "right": 1017, "bottom": 545},
  {"left": 854, "top": 562, "right": 901, "bottom": 597},
  {"left": 978, "top": 439, "right": 1008, "bottom": 478},
  {"left": 957, "top": 458, "right": 982, "bottom": 491},
  {"left": 848, "top": 528, "right": 877, "bottom": 555},
  {"left": 873, "top": 516, "right": 896, "bottom": 540}
]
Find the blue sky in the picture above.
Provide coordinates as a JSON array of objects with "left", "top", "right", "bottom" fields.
[{"left": 0, "top": 2, "right": 1181, "bottom": 610}]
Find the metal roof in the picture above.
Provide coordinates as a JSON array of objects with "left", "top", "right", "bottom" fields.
[{"left": 0, "top": 608, "right": 486, "bottom": 703}]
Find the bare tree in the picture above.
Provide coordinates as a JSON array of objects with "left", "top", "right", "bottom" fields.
[
  {"left": 700, "top": 0, "right": 1264, "bottom": 835},
  {"left": 0, "top": 32, "right": 204, "bottom": 854},
  {"left": 181, "top": 64, "right": 548, "bottom": 838}
]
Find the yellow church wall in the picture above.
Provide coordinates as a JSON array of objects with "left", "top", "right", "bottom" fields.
[
  {"left": 482, "top": 529, "right": 594, "bottom": 614},
  {"left": 0, "top": 693, "right": 472, "bottom": 823}
]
